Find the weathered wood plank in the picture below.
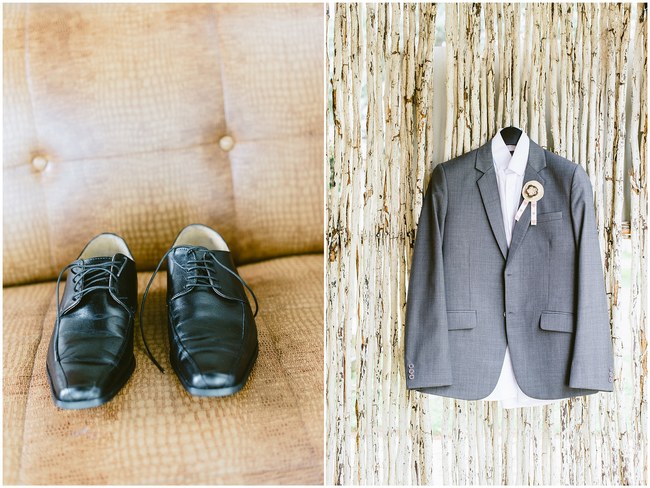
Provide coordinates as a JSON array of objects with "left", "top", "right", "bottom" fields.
[{"left": 325, "top": 3, "right": 647, "bottom": 484}]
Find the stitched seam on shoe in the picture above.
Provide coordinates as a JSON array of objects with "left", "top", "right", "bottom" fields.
[
  {"left": 85, "top": 313, "right": 134, "bottom": 389},
  {"left": 167, "top": 253, "right": 196, "bottom": 302},
  {"left": 169, "top": 300, "right": 244, "bottom": 388},
  {"left": 56, "top": 308, "right": 132, "bottom": 390},
  {"left": 231, "top": 301, "right": 246, "bottom": 375},
  {"left": 168, "top": 309, "right": 209, "bottom": 388}
]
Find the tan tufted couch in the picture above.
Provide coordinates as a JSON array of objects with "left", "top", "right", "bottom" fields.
[{"left": 3, "top": 3, "right": 324, "bottom": 484}]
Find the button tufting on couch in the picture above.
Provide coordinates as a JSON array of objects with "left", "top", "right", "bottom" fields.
[{"left": 3, "top": 3, "right": 324, "bottom": 484}]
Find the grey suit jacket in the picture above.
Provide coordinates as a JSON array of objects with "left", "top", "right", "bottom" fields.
[{"left": 404, "top": 138, "right": 614, "bottom": 400}]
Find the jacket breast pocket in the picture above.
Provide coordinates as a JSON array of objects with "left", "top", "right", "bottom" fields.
[
  {"left": 539, "top": 310, "right": 574, "bottom": 333},
  {"left": 447, "top": 310, "right": 477, "bottom": 330},
  {"left": 536, "top": 211, "right": 563, "bottom": 223}
]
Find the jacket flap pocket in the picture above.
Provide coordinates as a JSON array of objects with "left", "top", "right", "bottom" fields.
[
  {"left": 536, "top": 211, "right": 563, "bottom": 223},
  {"left": 539, "top": 311, "right": 574, "bottom": 333},
  {"left": 447, "top": 310, "right": 477, "bottom": 330}
]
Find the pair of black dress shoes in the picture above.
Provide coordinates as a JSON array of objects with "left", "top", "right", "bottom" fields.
[{"left": 46, "top": 224, "right": 259, "bottom": 409}]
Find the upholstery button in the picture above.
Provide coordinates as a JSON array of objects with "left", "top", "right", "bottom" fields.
[
  {"left": 219, "top": 135, "right": 235, "bottom": 152},
  {"left": 32, "top": 156, "right": 48, "bottom": 172}
]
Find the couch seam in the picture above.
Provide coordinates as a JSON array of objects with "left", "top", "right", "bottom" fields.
[
  {"left": 3, "top": 251, "right": 325, "bottom": 289},
  {"left": 208, "top": 4, "right": 242, "bottom": 261},
  {"left": 21, "top": 4, "right": 59, "bottom": 283}
]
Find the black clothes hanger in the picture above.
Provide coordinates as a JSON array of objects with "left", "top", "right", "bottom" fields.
[{"left": 500, "top": 126, "right": 522, "bottom": 146}]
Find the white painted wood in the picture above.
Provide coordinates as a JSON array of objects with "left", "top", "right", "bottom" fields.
[
  {"left": 629, "top": 5, "right": 648, "bottom": 485},
  {"left": 326, "top": 3, "right": 647, "bottom": 484}
]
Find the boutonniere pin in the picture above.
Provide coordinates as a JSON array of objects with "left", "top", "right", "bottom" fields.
[{"left": 515, "top": 180, "right": 544, "bottom": 225}]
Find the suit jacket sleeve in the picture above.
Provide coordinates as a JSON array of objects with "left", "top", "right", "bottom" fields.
[
  {"left": 568, "top": 164, "right": 614, "bottom": 391},
  {"left": 404, "top": 163, "right": 453, "bottom": 389}
]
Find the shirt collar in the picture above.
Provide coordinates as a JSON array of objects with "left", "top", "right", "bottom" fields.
[{"left": 491, "top": 129, "right": 530, "bottom": 176}]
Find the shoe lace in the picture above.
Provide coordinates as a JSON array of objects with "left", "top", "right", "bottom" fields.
[
  {"left": 139, "top": 246, "right": 259, "bottom": 374},
  {"left": 54, "top": 259, "right": 124, "bottom": 361}
]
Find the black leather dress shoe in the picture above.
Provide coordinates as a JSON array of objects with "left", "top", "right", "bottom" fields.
[
  {"left": 46, "top": 234, "right": 137, "bottom": 409},
  {"left": 141, "top": 224, "right": 258, "bottom": 397}
]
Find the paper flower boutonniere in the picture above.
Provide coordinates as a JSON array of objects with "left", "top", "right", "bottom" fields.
[{"left": 515, "top": 180, "right": 544, "bottom": 225}]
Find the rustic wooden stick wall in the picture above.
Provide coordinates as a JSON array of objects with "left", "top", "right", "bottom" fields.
[{"left": 326, "top": 3, "right": 647, "bottom": 485}]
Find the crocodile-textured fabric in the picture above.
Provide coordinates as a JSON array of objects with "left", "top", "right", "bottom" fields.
[
  {"left": 3, "top": 3, "right": 324, "bottom": 484},
  {"left": 3, "top": 3, "right": 324, "bottom": 286},
  {"left": 4, "top": 254, "right": 323, "bottom": 484}
]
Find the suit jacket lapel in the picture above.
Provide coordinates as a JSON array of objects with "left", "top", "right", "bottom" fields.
[
  {"left": 506, "top": 139, "right": 547, "bottom": 263},
  {"left": 476, "top": 142, "right": 508, "bottom": 260}
]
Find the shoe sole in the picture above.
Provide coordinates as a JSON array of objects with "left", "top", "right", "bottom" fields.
[
  {"left": 171, "top": 344, "right": 259, "bottom": 397},
  {"left": 46, "top": 357, "right": 135, "bottom": 410}
]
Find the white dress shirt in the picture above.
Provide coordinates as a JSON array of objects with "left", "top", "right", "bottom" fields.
[{"left": 480, "top": 130, "right": 557, "bottom": 408}]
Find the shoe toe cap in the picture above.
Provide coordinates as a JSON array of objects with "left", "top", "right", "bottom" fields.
[
  {"left": 58, "top": 384, "right": 104, "bottom": 402},
  {"left": 47, "top": 356, "right": 133, "bottom": 407},
  {"left": 190, "top": 371, "right": 238, "bottom": 389}
]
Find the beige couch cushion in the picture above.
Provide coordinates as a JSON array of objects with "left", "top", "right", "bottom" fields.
[
  {"left": 3, "top": 3, "right": 324, "bottom": 285},
  {"left": 4, "top": 254, "right": 323, "bottom": 484}
]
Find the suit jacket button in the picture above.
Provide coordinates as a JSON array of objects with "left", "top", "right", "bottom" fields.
[
  {"left": 408, "top": 363, "right": 414, "bottom": 368},
  {"left": 408, "top": 374, "right": 415, "bottom": 380}
]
